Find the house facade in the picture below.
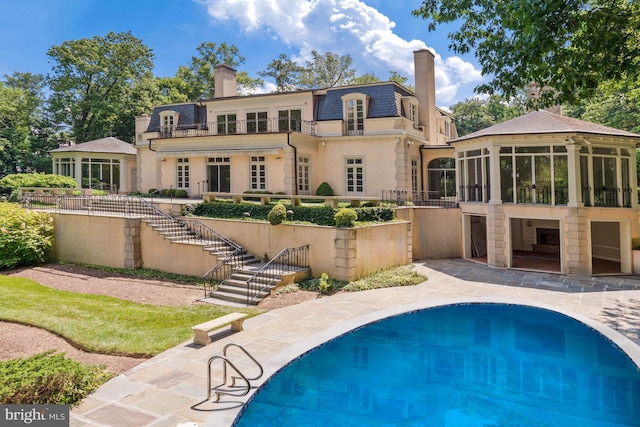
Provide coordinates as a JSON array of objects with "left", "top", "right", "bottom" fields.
[
  {"left": 452, "top": 110, "right": 640, "bottom": 275},
  {"left": 134, "top": 50, "right": 456, "bottom": 200}
]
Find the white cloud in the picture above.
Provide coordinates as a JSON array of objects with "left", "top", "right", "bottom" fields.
[{"left": 195, "top": 0, "right": 484, "bottom": 103}]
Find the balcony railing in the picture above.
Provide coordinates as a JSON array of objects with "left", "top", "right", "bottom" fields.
[
  {"left": 156, "top": 118, "right": 315, "bottom": 138},
  {"left": 381, "top": 190, "right": 458, "bottom": 208},
  {"left": 582, "top": 187, "right": 632, "bottom": 208}
]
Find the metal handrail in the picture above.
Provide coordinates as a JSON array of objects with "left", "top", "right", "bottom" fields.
[
  {"left": 157, "top": 118, "right": 315, "bottom": 138},
  {"left": 246, "top": 245, "right": 309, "bottom": 305},
  {"left": 202, "top": 247, "right": 245, "bottom": 297},
  {"left": 207, "top": 343, "right": 263, "bottom": 402}
]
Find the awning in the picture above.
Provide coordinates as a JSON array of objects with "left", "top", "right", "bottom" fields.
[{"left": 156, "top": 146, "right": 284, "bottom": 158}]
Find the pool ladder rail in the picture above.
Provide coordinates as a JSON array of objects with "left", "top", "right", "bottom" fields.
[{"left": 207, "top": 343, "right": 264, "bottom": 402}]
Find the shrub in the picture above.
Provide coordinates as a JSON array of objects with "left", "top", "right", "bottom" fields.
[
  {"left": 147, "top": 188, "right": 158, "bottom": 195},
  {"left": 0, "top": 203, "right": 54, "bottom": 269},
  {"left": 268, "top": 203, "right": 287, "bottom": 225},
  {"left": 0, "top": 173, "right": 77, "bottom": 191},
  {"left": 175, "top": 189, "right": 189, "bottom": 198},
  {"left": 0, "top": 351, "right": 111, "bottom": 405},
  {"left": 318, "top": 273, "right": 332, "bottom": 294},
  {"left": 315, "top": 182, "right": 334, "bottom": 196},
  {"left": 334, "top": 208, "right": 358, "bottom": 227}
]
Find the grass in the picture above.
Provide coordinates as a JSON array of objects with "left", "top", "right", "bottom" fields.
[
  {"left": 0, "top": 275, "right": 258, "bottom": 357},
  {"left": 67, "top": 262, "right": 211, "bottom": 286}
]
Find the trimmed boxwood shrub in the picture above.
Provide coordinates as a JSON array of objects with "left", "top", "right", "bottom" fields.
[
  {"left": 188, "top": 202, "right": 395, "bottom": 226},
  {"left": 315, "top": 182, "right": 334, "bottom": 196},
  {"left": 334, "top": 208, "right": 358, "bottom": 227},
  {"left": 268, "top": 203, "right": 287, "bottom": 225}
]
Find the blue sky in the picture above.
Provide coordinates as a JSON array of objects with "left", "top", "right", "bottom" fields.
[{"left": 0, "top": 0, "right": 486, "bottom": 107}]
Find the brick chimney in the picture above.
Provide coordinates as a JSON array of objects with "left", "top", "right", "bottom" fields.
[
  {"left": 214, "top": 64, "right": 237, "bottom": 98},
  {"left": 414, "top": 49, "right": 437, "bottom": 143}
]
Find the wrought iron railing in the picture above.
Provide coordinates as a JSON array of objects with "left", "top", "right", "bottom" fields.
[
  {"left": 157, "top": 118, "right": 315, "bottom": 138},
  {"left": 381, "top": 190, "right": 457, "bottom": 208},
  {"left": 246, "top": 245, "right": 309, "bottom": 305}
]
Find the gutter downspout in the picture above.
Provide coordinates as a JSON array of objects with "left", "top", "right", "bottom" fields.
[{"left": 286, "top": 132, "right": 298, "bottom": 195}]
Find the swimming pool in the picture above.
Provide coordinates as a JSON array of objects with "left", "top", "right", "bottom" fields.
[{"left": 234, "top": 303, "right": 640, "bottom": 426}]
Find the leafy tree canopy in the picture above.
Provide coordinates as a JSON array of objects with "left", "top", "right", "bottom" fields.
[
  {"left": 259, "top": 53, "right": 306, "bottom": 92},
  {"left": 413, "top": 0, "right": 640, "bottom": 107},
  {"left": 450, "top": 94, "right": 526, "bottom": 136},
  {"left": 47, "top": 31, "right": 155, "bottom": 143},
  {"left": 178, "top": 42, "right": 263, "bottom": 100},
  {"left": 297, "top": 51, "right": 357, "bottom": 89}
]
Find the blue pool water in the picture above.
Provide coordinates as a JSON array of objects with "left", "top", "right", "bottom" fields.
[{"left": 234, "top": 304, "right": 640, "bottom": 426}]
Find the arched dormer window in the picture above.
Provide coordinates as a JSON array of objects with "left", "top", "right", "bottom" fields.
[
  {"left": 341, "top": 93, "right": 369, "bottom": 136},
  {"left": 159, "top": 110, "right": 180, "bottom": 137},
  {"left": 401, "top": 96, "right": 420, "bottom": 129}
]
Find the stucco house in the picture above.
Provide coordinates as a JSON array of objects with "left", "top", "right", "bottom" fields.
[
  {"left": 49, "top": 47, "right": 640, "bottom": 277},
  {"left": 133, "top": 49, "right": 456, "bottom": 200}
]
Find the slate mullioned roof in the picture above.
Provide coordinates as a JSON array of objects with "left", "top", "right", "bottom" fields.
[
  {"left": 453, "top": 110, "right": 640, "bottom": 142},
  {"left": 146, "top": 103, "right": 207, "bottom": 132},
  {"left": 50, "top": 137, "right": 137, "bottom": 155},
  {"left": 315, "top": 83, "right": 415, "bottom": 121}
]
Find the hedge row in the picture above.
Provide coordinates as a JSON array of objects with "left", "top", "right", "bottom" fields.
[{"left": 188, "top": 202, "right": 394, "bottom": 226}]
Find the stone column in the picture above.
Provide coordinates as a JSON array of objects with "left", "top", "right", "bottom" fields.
[
  {"left": 564, "top": 207, "right": 590, "bottom": 275},
  {"left": 124, "top": 218, "right": 142, "bottom": 269},
  {"left": 334, "top": 228, "right": 357, "bottom": 281},
  {"left": 487, "top": 203, "right": 507, "bottom": 267}
]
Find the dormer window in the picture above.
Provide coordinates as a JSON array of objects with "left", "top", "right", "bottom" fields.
[
  {"left": 342, "top": 93, "right": 369, "bottom": 136},
  {"left": 159, "top": 110, "right": 179, "bottom": 137},
  {"left": 401, "top": 96, "right": 420, "bottom": 129}
]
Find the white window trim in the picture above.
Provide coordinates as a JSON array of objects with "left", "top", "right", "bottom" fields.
[
  {"left": 401, "top": 96, "right": 420, "bottom": 128},
  {"left": 159, "top": 110, "right": 180, "bottom": 134},
  {"left": 341, "top": 93, "right": 369, "bottom": 135},
  {"left": 344, "top": 156, "right": 366, "bottom": 195}
]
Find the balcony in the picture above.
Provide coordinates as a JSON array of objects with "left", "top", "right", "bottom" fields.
[
  {"left": 382, "top": 190, "right": 458, "bottom": 208},
  {"left": 156, "top": 118, "right": 315, "bottom": 138}
]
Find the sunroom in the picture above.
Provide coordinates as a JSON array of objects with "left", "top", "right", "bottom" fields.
[{"left": 452, "top": 110, "right": 640, "bottom": 275}]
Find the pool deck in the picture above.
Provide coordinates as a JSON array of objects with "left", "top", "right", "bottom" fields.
[{"left": 70, "top": 259, "right": 640, "bottom": 427}]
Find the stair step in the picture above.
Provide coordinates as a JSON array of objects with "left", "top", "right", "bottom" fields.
[{"left": 207, "top": 290, "right": 264, "bottom": 305}]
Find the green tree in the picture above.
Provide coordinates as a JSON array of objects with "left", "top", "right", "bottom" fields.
[
  {"left": 297, "top": 51, "right": 357, "bottom": 89},
  {"left": 450, "top": 95, "right": 526, "bottom": 136},
  {"left": 413, "top": 0, "right": 640, "bottom": 107},
  {"left": 178, "top": 42, "right": 263, "bottom": 100},
  {"left": 259, "top": 53, "right": 305, "bottom": 92},
  {"left": 47, "top": 31, "right": 155, "bottom": 143},
  {"left": 350, "top": 73, "right": 381, "bottom": 85},
  {"left": 0, "top": 83, "right": 30, "bottom": 176},
  {"left": 4, "top": 72, "right": 59, "bottom": 172}
]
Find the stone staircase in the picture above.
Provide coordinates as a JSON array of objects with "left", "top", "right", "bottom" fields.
[{"left": 23, "top": 194, "right": 309, "bottom": 306}]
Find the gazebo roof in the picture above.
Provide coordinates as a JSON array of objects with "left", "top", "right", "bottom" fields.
[
  {"left": 452, "top": 110, "right": 640, "bottom": 143},
  {"left": 50, "top": 137, "right": 137, "bottom": 155}
]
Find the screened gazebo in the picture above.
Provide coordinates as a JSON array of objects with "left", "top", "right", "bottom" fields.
[{"left": 451, "top": 110, "right": 640, "bottom": 275}]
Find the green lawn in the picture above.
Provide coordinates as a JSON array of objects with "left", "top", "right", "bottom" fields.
[{"left": 0, "top": 276, "right": 259, "bottom": 357}]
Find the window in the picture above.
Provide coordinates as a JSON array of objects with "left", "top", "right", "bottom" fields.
[
  {"left": 409, "top": 103, "right": 418, "bottom": 127},
  {"left": 159, "top": 110, "right": 179, "bottom": 137},
  {"left": 411, "top": 159, "right": 420, "bottom": 192},
  {"left": 217, "top": 114, "right": 237, "bottom": 135},
  {"left": 428, "top": 158, "right": 456, "bottom": 198},
  {"left": 345, "top": 157, "right": 365, "bottom": 194},
  {"left": 247, "top": 111, "right": 268, "bottom": 133},
  {"left": 176, "top": 158, "right": 189, "bottom": 189},
  {"left": 207, "top": 157, "right": 231, "bottom": 193},
  {"left": 278, "top": 109, "right": 302, "bottom": 132},
  {"left": 345, "top": 99, "right": 364, "bottom": 135},
  {"left": 298, "top": 156, "right": 311, "bottom": 194},
  {"left": 342, "top": 93, "right": 368, "bottom": 136},
  {"left": 54, "top": 158, "right": 75, "bottom": 178},
  {"left": 250, "top": 156, "right": 266, "bottom": 190},
  {"left": 80, "top": 158, "right": 120, "bottom": 191}
]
